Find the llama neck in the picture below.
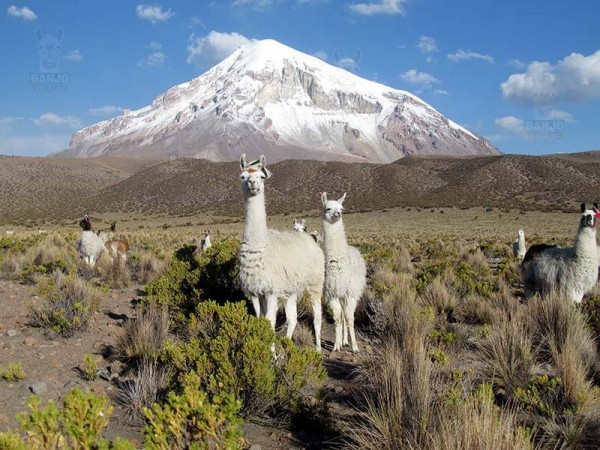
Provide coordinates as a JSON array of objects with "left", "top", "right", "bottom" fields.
[
  {"left": 323, "top": 219, "right": 348, "bottom": 261},
  {"left": 242, "top": 193, "right": 268, "bottom": 249},
  {"left": 574, "top": 226, "right": 597, "bottom": 258},
  {"left": 518, "top": 234, "right": 526, "bottom": 253}
]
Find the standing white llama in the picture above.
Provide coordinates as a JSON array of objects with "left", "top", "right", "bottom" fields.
[
  {"left": 522, "top": 203, "right": 600, "bottom": 303},
  {"left": 77, "top": 215, "right": 107, "bottom": 268},
  {"left": 321, "top": 192, "right": 366, "bottom": 352},
  {"left": 201, "top": 230, "right": 212, "bottom": 252},
  {"left": 237, "top": 154, "right": 325, "bottom": 350},
  {"left": 512, "top": 229, "right": 527, "bottom": 261}
]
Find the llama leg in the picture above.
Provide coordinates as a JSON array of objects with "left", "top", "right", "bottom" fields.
[
  {"left": 250, "top": 296, "right": 261, "bottom": 317},
  {"left": 284, "top": 294, "right": 298, "bottom": 339},
  {"left": 329, "top": 298, "right": 343, "bottom": 351},
  {"left": 312, "top": 293, "right": 323, "bottom": 352},
  {"left": 265, "top": 294, "right": 278, "bottom": 330},
  {"left": 342, "top": 299, "right": 349, "bottom": 347},
  {"left": 344, "top": 299, "right": 359, "bottom": 353}
]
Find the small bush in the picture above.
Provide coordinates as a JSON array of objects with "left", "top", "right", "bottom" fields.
[
  {"left": 115, "top": 305, "right": 169, "bottom": 365},
  {"left": 80, "top": 354, "right": 98, "bottom": 381},
  {"left": 161, "top": 301, "right": 326, "bottom": 416},
  {"left": 1, "top": 362, "right": 26, "bottom": 381},
  {"left": 136, "top": 253, "right": 165, "bottom": 284},
  {"left": 29, "top": 272, "right": 101, "bottom": 337},
  {"left": 12, "top": 388, "right": 134, "bottom": 449},
  {"left": 96, "top": 254, "right": 130, "bottom": 289},
  {"left": 118, "top": 359, "right": 171, "bottom": 421},
  {"left": 143, "top": 386, "right": 244, "bottom": 450}
]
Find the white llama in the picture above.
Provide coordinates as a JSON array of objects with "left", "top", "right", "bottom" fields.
[
  {"left": 293, "top": 219, "right": 307, "bottom": 232},
  {"left": 522, "top": 203, "right": 600, "bottom": 303},
  {"left": 237, "top": 154, "right": 325, "bottom": 350},
  {"left": 201, "top": 230, "right": 212, "bottom": 252},
  {"left": 77, "top": 215, "right": 107, "bottom": 268},
  {"left": 512, "top": 229, "right": 527, "bottom": 261},
  {"left": 321, "top": 192, "right": 366, "bottom": 352}
]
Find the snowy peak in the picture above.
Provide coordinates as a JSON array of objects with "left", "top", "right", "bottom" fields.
[{"left": 62, "top": 39, "right": 499, "bottom": 162}]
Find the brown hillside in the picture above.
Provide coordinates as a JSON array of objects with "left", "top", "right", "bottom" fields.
[{"left": 2, "top": 152, "right": 600, "bottom": 223}]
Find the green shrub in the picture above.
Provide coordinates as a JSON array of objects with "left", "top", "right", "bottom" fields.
[
  {"left": 145, "top": 239, "right": 244, "bottom": 319},
  {"left": 161, "top": 301, "right": 326, "bottom": 416},
  {"left": 80, "top": 354, "right": 98, "bottom": 381},
  {"left": 143, "top": 386, "right": 244, "bottom": 450},
  {"left": 0, "top": 431, "right": 26, "bottom": 450},
  {"left": 11, "top": 388, "right": 134, "bottom": 450},
  {"left": 1, "top": 362, "right": 26, "bottom": 381}
]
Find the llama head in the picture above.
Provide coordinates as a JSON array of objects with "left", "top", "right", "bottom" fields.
[
  {"left": 110, "top": 221, "right": 117, "bottom": 232},
  {"left": 321, "top": 192, "right": 347, "bottom": 224},
  {"left": 79, "top": 215, "right": 92, "bottom": 231},
  {"left": 518, "top": 229, "right": 524, "bottom": 237},
  {"left": 204, "top": 229, "right": 211, "bottom": 237},
  {"left": 293, "top": 219, "right": 307, "bottom": 232},
  {"left": 239, "top": 153, "right": 271, "bottom": 197},
  {"left": 579, "top": 203, "right": 600, "bottom": 228}
]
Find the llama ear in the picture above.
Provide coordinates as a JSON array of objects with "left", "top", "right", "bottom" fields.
[
  {"left": 581, "top": 202, "right": 586, "bottom": 213},
  {"left": 302, "top": 219, "right": 306, "bottom": 227},
  {"left": 321, "top": 192, "right": 328, "bottom": 206},
  {"left": 240, "top": 154, "right": 248, "bottom": 170},
  {"left": 338, "top": 192, "right": 347, "bottom": 204}
]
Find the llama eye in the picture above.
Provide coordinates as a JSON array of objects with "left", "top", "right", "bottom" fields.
[{"left": 326, "top": 208, "right": 331, "bottom": 212}]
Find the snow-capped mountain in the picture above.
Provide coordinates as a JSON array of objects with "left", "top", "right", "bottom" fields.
[{"left": 60, "top": 39, "right": 499, "bottom": 162}]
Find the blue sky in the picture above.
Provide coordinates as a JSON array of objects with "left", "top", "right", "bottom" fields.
[{"left": 1, "top": 0, "right": 599, "bottom": 156}]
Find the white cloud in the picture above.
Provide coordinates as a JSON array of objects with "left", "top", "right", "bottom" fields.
[
  {"left": 33, "top": 113, "right": 81, "bottom": 129},
  {"left": 418, "top": 36, "right": 437, "bottom": 54},
  {"left": 232, "top": 0, "right": 277, "bottom": 8},
  {"left": 87, "top": 106, "right": 123, "bottom": 117},
  {"left": 336, "top": 57, "right": 358, "bottom": 71},
  {"left": 187, "top": 31, "right": 253, "bottom": 68},
  {"left": 136, "top": 4, "right": 174, "bottom": 24},
  {"left": 400, "top": 69, "right": 440, "bottom": 86},
  {"left": 146, "top": 41, "right": 162, "bottom": 50},
  {"left": 433, "top": 89, "right": 448, "bottom": 95},
  {"left": 314, "top": 50, "right": 328, "bottom": 61},
  {"left": 501, "top": 50, "right": 600, "bottom": 107},
  {"left": 546, "top": 109, "right": 575, "bottom": 123},
  {"left": 7, "top": 5, "right": 37, "bottom": 20},
  {"left": 0, "top": 117, "right": 24, "bottom": 126},
  {"left": 495, "top": 116, "right": 525, "bottom": 134},
  {"left": 508, "top": 59, "right": 527, "bottom": 69},
  {"left": 63, "top": 50, "right": 83, "bottom": 62},
  {"left": 0, "top": 134, "right": 70, "bottom": 156},
  {"left": 348, "top": 0, "right": 408, "bottom": 16},
  {"left": 138, "top": 51, "right": 167, "bottom": 67},
  {"left": 447, "top": 49, "right": 494, "bottom": 64}
]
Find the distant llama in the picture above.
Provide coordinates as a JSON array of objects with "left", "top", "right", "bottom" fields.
[
  {"left": 512, "top": 229, "right": 527, "bottom": 261},
  {"left": 321, "top": 192, "right": 366, "bottom": 352},
  {"left": 201, "top": 230, "right": 212, "bottom": 252},
  {"left": 77, "top": 215, "right": 107, "bottom": 268},
  {"left": 237, "top": 154, "right": 325, "bottom": 350},
  {"left": 101, "top": 221, "right": 129, "bottom": 264},
  {"left": 293, "top": 219, "right": 307, "bottom": 232},
  {"left": 522, "top": 203, "right": 600, "bottom": 303},
  {"left": 5, "top": 230, "right": 15, "bottom": 236}
]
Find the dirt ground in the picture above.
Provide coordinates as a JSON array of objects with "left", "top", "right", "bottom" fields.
[{"left": 0, "top": 278, "right": 368, "bottom": 449}]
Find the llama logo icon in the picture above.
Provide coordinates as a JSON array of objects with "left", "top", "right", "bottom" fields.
[
  {"left": 524, "top": 74, "right": 563, "bottom": 141},
  {"left": 30, "top": 27, "right": 70, "bottom": 92}
]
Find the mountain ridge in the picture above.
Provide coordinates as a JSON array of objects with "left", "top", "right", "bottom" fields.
[{"left": 56, "top": 39, "right": 498, "bottom": 163}]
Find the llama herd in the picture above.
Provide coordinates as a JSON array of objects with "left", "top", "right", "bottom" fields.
[{"left": 69, "top": 153, "right": 600, "bottom": 353}]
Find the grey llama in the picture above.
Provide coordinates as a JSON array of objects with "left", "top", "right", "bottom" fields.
[{"left": 522, "top": 203, "right": 600, "bottom": 303}]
